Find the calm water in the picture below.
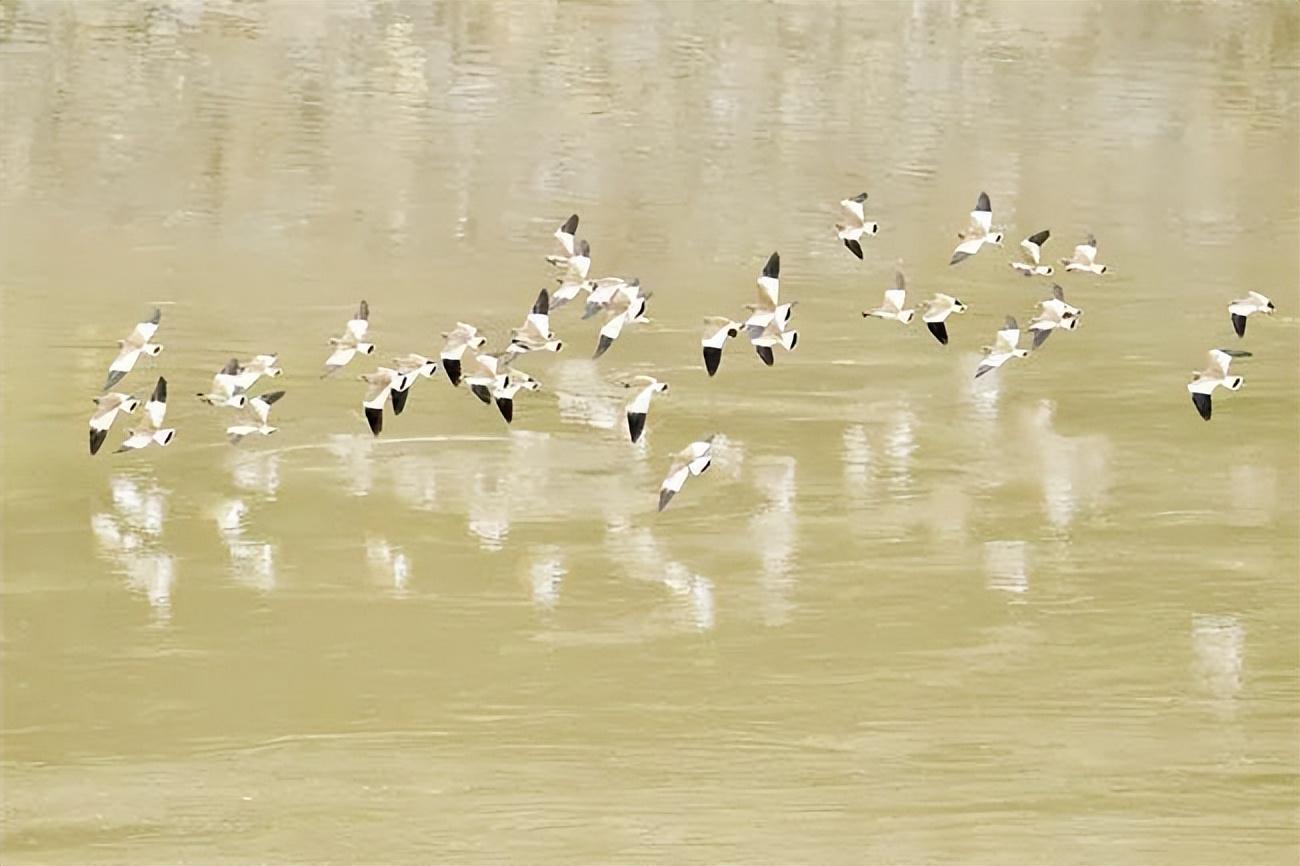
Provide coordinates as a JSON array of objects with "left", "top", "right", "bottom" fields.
[{"left": 3, "top": 2, "right": 1299, "bottom": 863}]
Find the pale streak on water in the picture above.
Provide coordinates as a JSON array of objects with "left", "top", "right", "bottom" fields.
[{"left": 2, "top": 2, "right": 1299, "bottom": 864}]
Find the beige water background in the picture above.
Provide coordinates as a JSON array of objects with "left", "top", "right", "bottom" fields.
[{"left": 2, "top": 2, "right": 1299, "bottom": 864}]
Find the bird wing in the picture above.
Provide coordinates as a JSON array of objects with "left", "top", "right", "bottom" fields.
[
  {"left": 345, "top": 316, "right": 369, "bottom": 341},
  {"left": 125, "top": 319, "right": 158, "bottom": 347},
  {"left": 626, "top": 383, "right": 655, "bottom": 415},
  {"left": 883, "top": 289, "right": 906, "bottom": 313},
  {"left": 949, "top": 236, "right": 983, "bottom": 265},
  {"left": 1020, "top": 235, "right": 1041, "bottom": 265},
  {"left": 839, "top": 197, "right": 865, "bottom": 225},
  {"left": 145, "top": 378, "right": 168, "bottom": 428},
  {"left": 994, "top": 323, "right": 1020, "bottom": 353},
  {"left": 1069, "top": 240, "right": 1097, "bottom": 266},
  {"left": 555, "top": 214, "right": 578, "bottom": 255},
  {"left": 108, "top": 345, "right": 141, "bottom": 374}
]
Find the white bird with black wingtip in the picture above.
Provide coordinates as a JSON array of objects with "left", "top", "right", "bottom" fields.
[
  {"left": 509, "top": 288, "right": 564, "bottom": 355},
  {"left": 89, "top": 392, "right": 141, "bottom": 455},
  {"left": 975, "top": 316, "right": 1030, "bottom": 378},
  {"left": 918, "top": 293, "right": 968, "bottom": 345},
  {"left": 439, "top": 322, "right": 487, "bottom": 387},
  {"left": 863, "top": 268, "right": 916, "bottom": 326},
  {"left": 623, "top": 375, "right": 668, "bottom": 444},
  {"left": 836, "top": 192, "right": 878, "bottom": 260},
  {"left": 1061, "top": 235, "right": 1108, "bottom": 275},
  {"left": 323, "top": 300, "right": 375, "bottom": 376},
  {"left": 197, "top": 358, "right": 250, "bottom": 408},
  {"left": 701, "top": 316, "right": 743, "bottom": 377},
  {"left": 658, "top": 436, "right": 714, "bottom": 512},
  {"left": 744, "top": 252, "right": 793, "bottom": 332},
  {"left": 387, "top": 353, "right": 439, "bottom": 416},
  {"left": 232, "top": 354, "right": 283, "bottom": 392},
  {"left": 115, "top": 377, "right": 176, "bottom": 453},
  {"left": 103, "top": 308, "right": 164, "bottom": 391},
  {"left": 1028, "top": 284, "right": 1083, "bottom": 349},
  {"left": 358, "top": 367, "right": 413, "bottom": 436},
  {"left": 1010, "top": 230, "right": 1054, "bottom": 277},
  {"left": 593, "top": 282, "right": 650, "bottom": 359},
  {"left": 1228, "top": 291, "right": 1274, "bottom": 338},
  {"left": 1188, "top": 349, "right": 1251, "bottom": 421},
  {"left": 949, "top": 192, "right": 1004, "bottom": 265},
  {"left": 227, "top": 391, "right": 287, "bottom": 443}
]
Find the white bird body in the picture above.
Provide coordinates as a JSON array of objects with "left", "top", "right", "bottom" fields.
[
  {"left": 227, "top": 391, "right": 286, "bottom": 443},
  {"left": 324, "top": 300, "right": 375, "bottom": 376},
  {"left": 439, "top": 322, "right": 488, "bottom": 386},
  {"left": 1228, "top": 291, "right": 1275, "bottom": 338},
  {"left": 975, "top": 316, "right": 1030, "bottom": 378},
  {"left": 743, "top": 252, "right": 793, "bottom": 331},
  {"left": 701, "top": 316, "right": 742, "bottom": 377},
  {"left": 386, "top": 354, "right": 439, "bottom": 415},
  {"left": 89, "top": 392, "right": 141, "bottom": 455},
  {"left": 836, "top": 193, "right": 878, "bottom": 259},
  {"left": 547, "top": 230, "right": 592, "bottom": 283},
  {"left": 1010, "top": 230, "right": 1054, "bottom": 277},
  {"left": 103, "top": 309, "right": 163, "bottom": 391},
  {"left": 359, "top": 367, "right": 414, "bottom": 436},
  {"left": 197, "top": 358, "right": 250, "bottom": 408},
  {"left": 864, "top": 270, "right": 915, "bottom": 324},
  {"left": 658, "top": 436, "right": 714, "bottom": 512},
  {"left": 490, "top": 370, "right": 541, "bottom": 424},
  {"left": 1188, "top": 349, "right": 1250, "bottom": 420},
  {"left": 1028, "top": 284, "right": 1083, "bottom": 349},
  {"left": 593, "top": 283, "right": 650, "bottom": 359},
  {"left": 746, "top": 317, "right": 799, "bottom": 366},
  {"left": 116, "top": 377, "right": 175, "bottom": 452},
  {"left": 232, "top": 354, "right": 282, "bottom": 391},
  {"left": 509, "top": 289, "right": 564, "bottom": 354},
  {"left": 624, "top": 375, "right": 669, "bottom": 443},
  {"left": 950, "top": 192, "right": 1004, "bottom": 265},
  {"left": 918, "top": 293, "right": 968, "bottom": 345},
  {"left": 1062, "top": 236, "right": 1107, "bottom": 275}
]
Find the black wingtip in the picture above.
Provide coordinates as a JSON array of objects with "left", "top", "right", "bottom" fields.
[
  {"left": 533, "top": 288, "right": 549, "bottom": 316},
  {"left": 561, "top": 214, "right": 579, "bottom": 235},
  {"left": 593, "top": 335, "right": 614, "bottom": 359},
  {"left": 1027, "top": 229, "right": 1050, "bottom": 246},
  {"left": 1192, "top": 391, "right": 1212, "bottom": 421},
  {"left": 762, "top": 251, "right": 780, "bottom": 279},
  {"left": 147, "top": 307, "right": 162, "bottom": 324},
  {"left": 755, "top": 345, "right": 775, "bottom": 366},
  {"left": 261, "top": 390, "right": 286, "bottom": 405},
  {"left": 703, "top": 346, "right": 722, "bottom": 377},
  {"left": 365, "top": 405, "right": 383, "bottom": 436},
  {"left": 627, "top": 412, "right": 646, "bottom": 444},
  {"left": 844, "top": 238, "right": 863, "bottom": 260},
  {"left": 658, "top": 489, "right": 674, "bottom": 512},
  {"left": 1231, "top": 313, "right": 1246, "bottom": 338},
  {"left": 975, "top": 191, "right": 991, "bottom": 212},
  {"left": 852, "top": 192, "right": 868, "bottom": 202},
  {"left": 496, "top": 397, "right": 514, "bottom": 424},
  {"left": 927, "top": 321, "right": 949, "bottom": 345},
  {"left": 443, "top": 358, "right": 461, "bottom": 386},
  {"left": 1032, "top": 328, "right": 1051, "bottom": 350},
  {"left": 152, "top": 377, "right": 167, "bottom": 403},
  {"left": 89, "top": 428, "right": 107, "bottom": 456},
  {"left": 949, "top": 251, "right": 967, "bottom": 266},
  {"left": 390, "top": 386, "right": 410, "bottom": 416},
  {"left": 357, "top": 299, "right": 369, "bottom": 320},
  {"left": 470, "top": 384, "right": 492, "bottom": 405}
]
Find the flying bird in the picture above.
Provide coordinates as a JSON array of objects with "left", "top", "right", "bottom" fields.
[
  {"left": 102, "top": 308, "right": 163, "bottom": 391},
  {"left": 197, "top": 359, "right": 250, "bottom": 408},
  {"left": 388, "top": 354, "right": 439, "bottom": 415},
  {"left": 744, "top": 252, "right": 794, "bottom": 331},
  {"left": 439, "top": 322, "right": 487, "bottom": 386},
  {"left": 949, "top": 192, "right": 1004, "bottom": 265},
  {"left": 115, "top": 377, "right": 176, "bottom": 453},
  {"left": 701, "top": 316, "right": 742, "bottom": 377},
  {"left": 232, "top": 354, "right": 282, "bottom": 391},
  {"left": 747, "top": 317, "right": 799, "bottom": 366},
  {"left": 1061, "top": 235, "right": 1108, "bottom": 274},
  {"left": 1228, "top": 291, "right": 1275, "bottom": 338},
  {"left": 975, "top": 316, "right": 1030, "bottom": 378},
  {"left": 658, "top": 436, "right": 714, "bottom": 512},
  {"left": 863, "top": 269, "right": 916, "bottom": 325},
  {"left": 1188, "top": 349, "right": 1251, "bottom": 421},
  {"left": 1028, "top": 284, "right": 1083, "bottom": 349},
  {"left": 1010, "top": 230, "right": 1054, "bottom": 277},
  {"left": 323, "top": 300, "right": 375, "bottom": 376},
  {"left": 549, "top": 214, "right": 579, "bottom": 260},
  {"left": 492, "top": 371, "right": 541, "bottom": 424},
  {"left": 547, "top": 227, "right": 592, "bottom": 283},
  {"left": 226, "top": 391, "right": 286, "bottom": 443},
  {"left": 89, "top": 392, "right": 141, "bottom": 455},
  {"left": 509, "top": 288, "right": 564, "bottom": 354},
  {"left": 836, "top": 192, "right": 879, "bottom": 260},
  {"left": 582, "top": 277, "right": 639, "bottom": 320},
  {"left": 918, "top": 293, "right": 968, "bottom": 345},
  {"left": 593, "top": 284, "right": 650, "bottom": 359},
  {"left": 359, "top": 367, "right": 413, "bottom": 436},
  {"left": 623, "top": 376, "right": 669, "bottom": 444}
]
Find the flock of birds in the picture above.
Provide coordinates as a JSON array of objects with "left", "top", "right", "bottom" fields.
[{"left": 87, "top": 192, "right": 1278, "bottom": 510}]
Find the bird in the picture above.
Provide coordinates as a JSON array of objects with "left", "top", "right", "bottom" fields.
[
  {"left": 593, "top": 284, "right": 650, "bottom": 359},
  {"left": 462, "top": 349, "right": 509, "bottom": 406},
  {"left": 102, "top": 308, "right": 163, "bottom": 391},
  {"left": 439, "top": 322, "right": 488, "bottom": 387},
  {"left": 1188, "top": 349, "right": 1251, "bottom": 421},
  {"left": 658, "top": 436, "right": 714, "bottom": 512},
  {"left": 623, "top": 376, "right": 669, "bottom": 443},
  {"left": 491, "top": 370, "right": 541, "bottom": 424},
  {"left": 226, "top": 391, "right": 286, "bottom": 443},
  {"left": 548, "top": 214, "right": 579, "bottom": 261},
  {"left": 388, "top": 354, "right": 439, "bottom": 415},
  {"left": 975, "top": 316, "right": 1030, "bottom": 378},
  {"left": 232, "top": 354, "right": 282, "bottom": 391},
  {"left": 556, "top": 276, "right": 625, "bottom": 311},
  {"left": 1028, "top": 284, "right": 1083, "bottom": 349},
  {"left": 949, "top": 192, "right": 1003, "bottom": 265},
  {"left": 89, "top": 392, "right": 141, "bottom": 455},
  {"left": 359, "top": 367, "right": 413, "bottom": 436},
  {"left": 508, "top": 288, "right": 564, "bottom": 354},
  {"left": 582, "top": 277, "right": 639, "bottom": 320},
  {"left": 863, "top": 269, "right": 916, "bottom": 325},
  {"left": 196, "top": 358, "right": 250, "bottom": 408},
  {"left": 1061, "top": 235, "right": 1107, "bottom": 274},
  {"left": 836, "top": 192, "right": 878, "bottom": 260},
  {"left": 115, "top": 377, "right": 175, "bottom": 453},
  {"left": 323, "top": 300, "right": 374, "bottom": 376},
  {"left": 547, "top": 230, "right": 592, "bottom": 284},
  {"left": 701, "top": 316, "right": 742, "bottom": 377},
  {"left": 746, "top": 317, "right": 799, "bottom": 366},
  {"left": 1228, "top": 291, "right": 1275, "bottom": 338},
  {"left": 1010, "top": 230, "right": 1054, "bottom": 277},
  {"left": 744, "top": 252, "right": 794, "bottom": 331},
  {"left": 917, "top": 293, "right": 968, "bottom": 345}
]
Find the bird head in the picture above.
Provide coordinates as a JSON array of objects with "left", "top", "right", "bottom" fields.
[
  {"left": 1041, "top": 266, "right": 1055, "bottom": 277},
  {"left": 657, "top": 383, "right": 669, "bottom": 394},
  {"left": 146, "top": 344, "right": 164, "bottom": 356},
  {"left": 954, "top": 300, "right": 968, "bottom": 313},
  {"left": 126, "top": 398, "right": 142, "bottom": 413},
  {"left": 1097, "top": 265, "right": 1108, "bottom": 274},
  {"left": 990, "top": 232, "right": 1005, "bottom": 245},
  {"left": 1266, "top": 301, "right": 1276, "bottom": 313},
  {"left": 547, "top": 339, "right": 564, "bottom": 353}
]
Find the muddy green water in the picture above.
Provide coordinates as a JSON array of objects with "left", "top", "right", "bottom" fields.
[{"left": 2, "top": 2, "right": 1298, "bottom": 864}]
